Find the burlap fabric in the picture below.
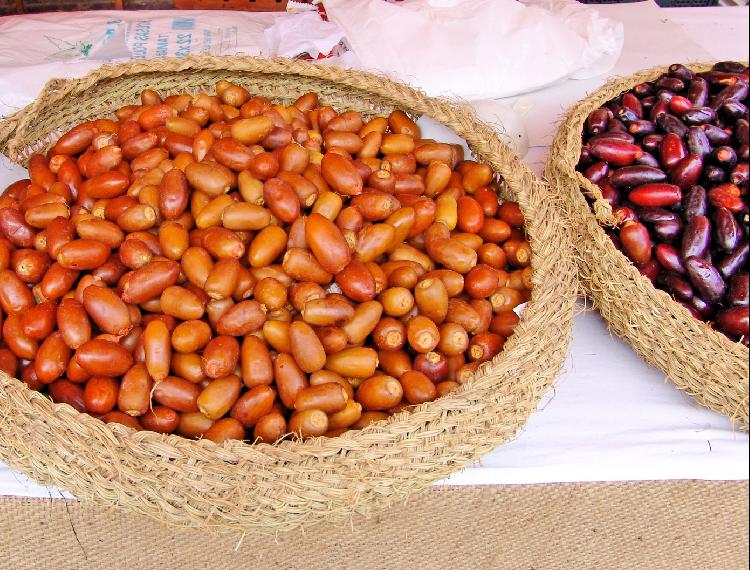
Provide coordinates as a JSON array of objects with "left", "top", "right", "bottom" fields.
[
  {"left": 0, "top": 56, "right": 577, "bottom": 533},
  {"left": 545, "top": 63, "right": 749, "bottom": 430},
  {"left": 0, "top": 481, "right": 747, "bottom": 569}
]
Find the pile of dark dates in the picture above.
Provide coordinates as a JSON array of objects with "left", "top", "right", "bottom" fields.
[{"left": 577, "top": 61, "right": 749, "bottom": 345}]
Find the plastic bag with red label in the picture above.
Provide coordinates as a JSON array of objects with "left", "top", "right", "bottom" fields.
[{"left": 0, "top": 10, "right": 277, "bottom": 115}]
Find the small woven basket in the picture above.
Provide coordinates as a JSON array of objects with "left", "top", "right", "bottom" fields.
[
  {"left": 546, "top": 63, "right": 748, "bottom": 430},
  {"left": 0, "top": 56, "right": 577, "bottom": 533}
]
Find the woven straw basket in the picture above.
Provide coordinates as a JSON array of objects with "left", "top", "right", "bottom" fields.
[
  {"left": 0, "top": 56, "right": 577, "bottom": 533},
  {"left": 546, "top": 63, "right": 748, "bottom": 430}
]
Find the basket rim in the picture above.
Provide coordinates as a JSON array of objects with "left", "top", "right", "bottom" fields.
[{"left": 0, "top": 55, "right": 578, "bottom": 532}]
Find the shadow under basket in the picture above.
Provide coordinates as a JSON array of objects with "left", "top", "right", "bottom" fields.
[{"left": 0, "top": 56, "right": 577, "bottom": 533}]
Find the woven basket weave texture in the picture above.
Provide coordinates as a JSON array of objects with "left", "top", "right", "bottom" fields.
[
  {"left": 545, "top": 63, "right": 748, "bottom": 430},
  {"left": 0, "top": 55, "right": 577, "bottom": 532}
]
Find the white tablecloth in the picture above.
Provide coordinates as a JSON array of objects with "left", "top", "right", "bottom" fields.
[{"left": 1, "top": 1, "right": 748, "bottom": 498}]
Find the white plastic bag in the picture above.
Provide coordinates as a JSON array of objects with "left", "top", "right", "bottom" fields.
[
  {"left": 323, "top": 0, "right": 624, "bottom": 99},
  {"left": 261, "top": 12, "right": 348, "bottom": 59},
  {"left": 521, "top": 0, "right": 625, "bottom": 79}
]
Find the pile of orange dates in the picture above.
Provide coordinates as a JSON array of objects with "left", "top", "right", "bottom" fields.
[{"left": 0, "top": 81, "right": 531, "bottom": 443}]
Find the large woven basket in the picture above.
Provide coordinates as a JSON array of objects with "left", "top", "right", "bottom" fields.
[
  {"left": 0, "top": 56, "right": 577, "bottom": 533},
  {"left": 546, "top": 63, "right": 748, "bottom": 430}
]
